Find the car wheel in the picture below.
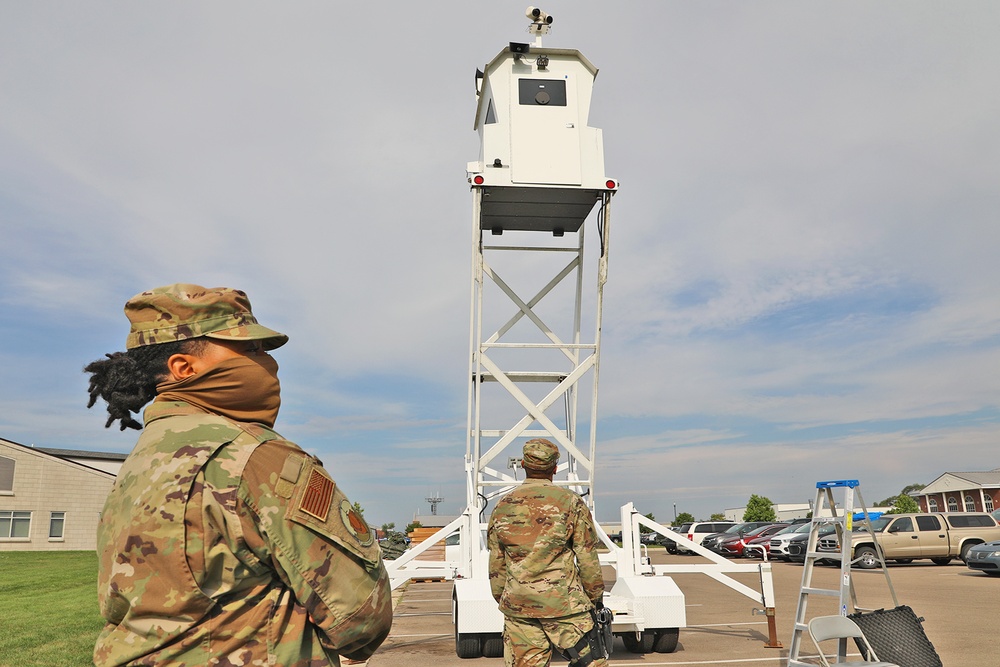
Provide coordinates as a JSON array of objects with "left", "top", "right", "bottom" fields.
[
  {"left": 931, "top": 557, "right": 952, "bottom": 565},
  {"left": 985, "top": 571, "right": 1000, "bottom": 577},
  {"left": 854, "top": 546, "right": 880, "bottom": 569},
  {"left": 960, "top": 542, "right": 979, "bottom": 563},
  {"left": 895, "top": 558, "right": 914, "bottom": 564}
]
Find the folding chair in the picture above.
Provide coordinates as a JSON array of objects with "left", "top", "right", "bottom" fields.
[{"left": 807, "top": 615, "right": 899, "bottom": 667}]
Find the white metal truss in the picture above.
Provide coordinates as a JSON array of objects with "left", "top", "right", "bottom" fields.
[{"left": 464, "top": 187, "right": 612, "bottom": 515}]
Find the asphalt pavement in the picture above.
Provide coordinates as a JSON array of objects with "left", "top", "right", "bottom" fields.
[{"left": 366, "top": 549, "right": 996, "bottom": 665}]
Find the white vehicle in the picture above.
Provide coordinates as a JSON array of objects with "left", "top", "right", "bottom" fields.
[{"left": 768, "top": 523, "right": 815, "bottom": 561}]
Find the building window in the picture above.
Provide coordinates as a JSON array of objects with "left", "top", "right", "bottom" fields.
[
  {"left": 986, "top": 495, "right": 995, "bottom": 513},
  {"left": 927, "top": 497, "right": 938, "bottom": 512},
  {"left": 49, "top": 512, "right": 65, "bottom": 540},
  {"left": 947, "top": 496, "right": 959, "bottom": 512},
  {"left": 0, "top": 456, "right": 14, "bottom": 493},
  {"left": 0, "top": 510, "right": 31, "bottom": 538},
  {"left": 965, "top": 495, "right": 976, "bottom": 512}
]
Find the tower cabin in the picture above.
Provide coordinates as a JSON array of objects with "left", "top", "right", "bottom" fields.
[{"left": 468, "top": 38, "right": 615, "bottom": 235}]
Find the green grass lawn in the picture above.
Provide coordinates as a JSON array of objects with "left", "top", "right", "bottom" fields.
[{"left": 0, "top": 551, "right": 103, "bottom": 667}]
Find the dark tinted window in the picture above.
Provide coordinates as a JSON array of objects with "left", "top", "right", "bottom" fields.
[
  {"left": 890, "top": 517, "right": 913, "bottom": 532},
  {"left": 915, "top": 515, "right": 941, "bottom": 531},
  {"left": 518, "top": 78, "right": 567, "bottom": 106},
  {"left": 947, "top": 514, "right": 996, "bottom": 528}
]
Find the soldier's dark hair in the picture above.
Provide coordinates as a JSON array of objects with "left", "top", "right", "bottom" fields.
[{"left": 84, "top": 339, "right": 206, "bottom": 431}]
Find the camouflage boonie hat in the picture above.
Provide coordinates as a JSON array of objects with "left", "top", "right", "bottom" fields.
[
  {"left": 522, "top": 438, "right": 559, "bottom": 471},
  {"left": 124, "top": 283, "right": 288, "bottom": 350}
]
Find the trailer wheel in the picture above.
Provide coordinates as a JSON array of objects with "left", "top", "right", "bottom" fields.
[
  {"left": 456, "top": 635, "right": 482, "bottom": 659},
  {"left": 482, "top": 634, "right": 504, "bottom": 658},
  {"left": 622, "top": 631, "right": 655, "bottom": 653},
  {"left": 453, "top": 595, "right": 483, "bottom": 659},
  {"left": 653, "top": 628, "right": 679, "bottom": 653}
]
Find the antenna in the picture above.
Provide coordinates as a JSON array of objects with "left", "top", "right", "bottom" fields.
[
  {"left": 525, "top": 6, "right": 553, "bottom": 47},
  {"left": 425, "top": 492, "right": 444, "bottom": 516}
]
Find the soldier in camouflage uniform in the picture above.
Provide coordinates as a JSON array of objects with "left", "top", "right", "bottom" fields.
[
  {"left": 487, "top": 439, "right": 607, "bottom": 667},
  {"left": 84, "top": 284, "right": 392, "bottom": 666}
]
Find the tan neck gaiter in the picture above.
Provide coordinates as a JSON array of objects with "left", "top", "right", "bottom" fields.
[{"left": 156, "top": 354, "right": 281, "bottom": 427}]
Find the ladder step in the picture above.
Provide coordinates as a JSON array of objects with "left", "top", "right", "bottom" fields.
[{"left": 801, "top": 587, "right": 840, "bottom": 597}]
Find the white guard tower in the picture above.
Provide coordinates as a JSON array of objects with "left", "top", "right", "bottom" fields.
[{"left": 384, "top": 8, "right": 781, "bottom": 659}]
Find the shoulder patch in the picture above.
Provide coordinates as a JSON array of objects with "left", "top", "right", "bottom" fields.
[
  {"left": 339, "top": 499, "right": 375, "bottom": 547},
  {"left": 299, "top": 468, "right": 334, "bottom": 521}
]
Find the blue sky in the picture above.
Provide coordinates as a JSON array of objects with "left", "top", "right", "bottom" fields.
[{"left": 2, "top": 1, "right": 999, "bottom": 525}]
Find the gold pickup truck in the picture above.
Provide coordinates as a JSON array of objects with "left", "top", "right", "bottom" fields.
[{"left": 817, "top": 512, "right": 1000, "bottom": 568}]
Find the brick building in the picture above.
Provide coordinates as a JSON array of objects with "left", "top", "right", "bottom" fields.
[
  {"left": 914, "top": 468, "right": 1000, "bottom": 515},
  {"left": 1, "top": 437, "right": 121, "bottom": 551}
]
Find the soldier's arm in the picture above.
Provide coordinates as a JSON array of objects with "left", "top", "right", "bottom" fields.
[
  {"left": 487, "top": 515, "right": 506, "bottom": 602},
  {"left": 239, "top": 440, "right": 393, "bottom": 661},
  {"left": 572, "top": 501, "right": 605, "bottom": 603}
]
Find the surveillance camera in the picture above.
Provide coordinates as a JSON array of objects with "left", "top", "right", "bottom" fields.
[{"left": 526, "top": 6, "right": 553, "bottom": 24}]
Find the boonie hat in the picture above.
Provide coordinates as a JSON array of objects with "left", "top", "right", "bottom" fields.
[
  {"left": 522, "top": 438, "right": 559, "bottom": 471},
  {"left": 124, "top": 283, "right": 288, "bottom": 350}
]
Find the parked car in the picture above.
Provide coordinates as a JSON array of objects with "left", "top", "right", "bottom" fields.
[
  {"left": 965, "top": 540, "right": 1000, "bottom": 576},
  {"left": 701, "top": 522, "right": 776, "bottom": 553},
  {"left": 785, "top": 525, "right": 838, "bottom": 562},
  {"left": 718, "top": 523, "right": 789, "bottom": 558},
  {"left": 742, "top": 523, "right": 803, "bottom": 559},
  {"left": 817, "top": 512, "right": 1000, "bottom": 568},
  {"left": 769, "top": 522, "right": 817, "bottom": 561},
  {"left": 675, "top": 521, "right": 737, "bottom": 554}
]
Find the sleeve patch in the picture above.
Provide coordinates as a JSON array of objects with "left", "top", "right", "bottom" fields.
[
  {"left": 299, "top": 468, "right": 334, "bottom": 521},
  {"left": 339, "top": 499, "right": 375, "bottom": 547}
]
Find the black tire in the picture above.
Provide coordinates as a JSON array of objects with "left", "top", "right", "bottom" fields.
[
  {"left": 456, "top": 635, "right": 482, "bottom": 659},
  {"left": 481, "top": 634, "right": 504, "bottom": 658},
  {"left": 854, "top": 546, "right": 880, "bottom": 569},
  {"left": 985, "top": 571, "right": 1000, "bottom": 577},
  {"left": 653, "top": 628, "right": 680, "bottom": 653},
  {"left": 453, "top": 594, "right": 483, "bottom": 659},
  {"left": 622, "top": 631, "right": 655, "bottom": 653},
  {"left": 960, "top": 542, "right": 980, "bottom": 563},
  {"left": 895, "top": 558, "right": 914, "bottom": 564},
  {"left": 931, "top": 557, "right": 952, "bottom": 565}
]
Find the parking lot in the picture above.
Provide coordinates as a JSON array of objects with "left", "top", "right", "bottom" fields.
[{"left": 368, "top": 549, "right": 996, "bottom": 665}]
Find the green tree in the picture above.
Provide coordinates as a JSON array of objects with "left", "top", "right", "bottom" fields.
[
  {"left": 743, "top": 494, "right": 776, "bottom": 522},
  {"left": 875, "top": 483, "right": 925, "bottom": 507},
  {"left": 639, "top": 512, "right": 655, "bottom": 534},
  {"left": 885, "top": 494, "right": 921, "bottom": 514},
  {"left": 672, "top": 512, "right": 695, "bottom": 526},
  {"left": 405, "top": 520, "right": 422, "bottom": 534},
  {"left": 709, "top": 512, "right": 726, "bottom": 521}
]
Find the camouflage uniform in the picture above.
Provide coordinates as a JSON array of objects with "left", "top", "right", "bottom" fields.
[
  {"left": 487, "top": 440, "right": 606, "bottom": 667},
  {"left": 93, "top": 285, "right": 392, "bottom": 666}
]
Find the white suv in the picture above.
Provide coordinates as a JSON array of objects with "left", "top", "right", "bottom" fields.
[{"left": 676, "top": 521, "right": 736, "bottom": 554}]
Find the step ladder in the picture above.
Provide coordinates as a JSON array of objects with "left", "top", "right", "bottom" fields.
[{"left": 787, "top": 480, "right": 899, "bottom": 666}]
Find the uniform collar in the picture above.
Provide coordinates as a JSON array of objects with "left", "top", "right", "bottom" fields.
[{"left": 142, "top": 400, "right": 210, "bottom": 426}]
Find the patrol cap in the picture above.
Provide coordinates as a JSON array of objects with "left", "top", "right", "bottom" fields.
[
  {"left": 521, "top": 438, "right": 559, "bottom": 471},
  {"left": 124, "top": 283, "right": 288, "bottom": 350}
]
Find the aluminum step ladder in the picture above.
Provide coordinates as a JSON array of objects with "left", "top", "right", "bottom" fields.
[{"left": 787, "top": 480, "right": 898, "bottom": 666}]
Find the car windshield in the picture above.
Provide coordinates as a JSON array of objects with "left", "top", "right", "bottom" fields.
[
  {"left": 856, "top": 517, "right": 891, "bottom": 532},
  {"left": 793, "top": 523, "right": 813, "bottom": 533},
  {"left": 722, "top": 524, "right": 744, "bottom": 534},
  {"left": 745, "top": 525, "right": 775, "bottom": 537},
  {"left": 772, "top": 524, "right": 799, "bottom": 535}
]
